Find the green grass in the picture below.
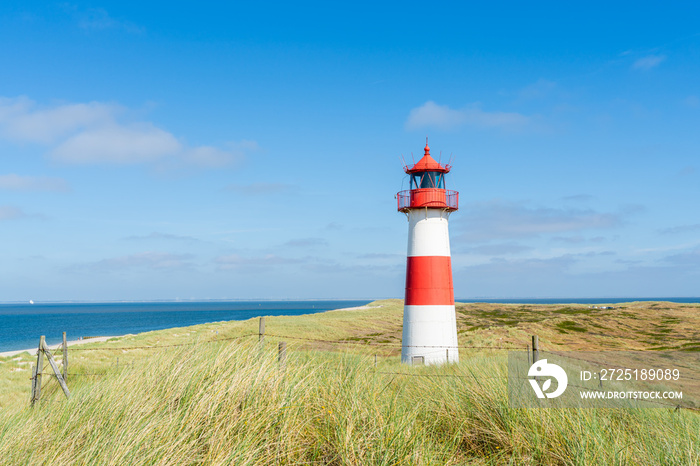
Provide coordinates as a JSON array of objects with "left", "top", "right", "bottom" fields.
[{"left": 0, "top": 299, "right": 698, "bottom": 465}]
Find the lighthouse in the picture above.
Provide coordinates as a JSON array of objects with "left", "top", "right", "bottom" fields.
[{"left": 397, "top": 140, "right": 459, "bottom": 365}]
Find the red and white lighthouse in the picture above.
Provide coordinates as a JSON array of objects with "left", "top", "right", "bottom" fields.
[{"left": 397, "top": 140, "right": 459, "bottom": 365}]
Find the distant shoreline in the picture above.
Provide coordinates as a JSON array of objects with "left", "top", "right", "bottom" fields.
[
  {"left": 0, "top": 336, "right": 122, "bottom": 358},
  {"left": 1, "top": 297, "right": 698, "bottom": 306}
]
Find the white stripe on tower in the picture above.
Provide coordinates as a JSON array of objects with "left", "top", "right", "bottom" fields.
[{"left": 402, "top": 209, "right": 459, "bottom": 365}]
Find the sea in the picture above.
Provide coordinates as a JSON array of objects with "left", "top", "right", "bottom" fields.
[
  {"left": 1, "top": 297, "right": 697, "bottom": 353},
  {"left": 0, "top": 300, "right": 371, "bottom": 353}
]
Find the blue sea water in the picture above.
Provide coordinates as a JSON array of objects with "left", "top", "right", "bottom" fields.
[{"left": 0, "top": 300, "right": 371, "bottom": 353}]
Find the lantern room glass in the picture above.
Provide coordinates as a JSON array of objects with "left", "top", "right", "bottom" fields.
[{"left": 411, "top": 171, "right": 444, "bottom": 189}]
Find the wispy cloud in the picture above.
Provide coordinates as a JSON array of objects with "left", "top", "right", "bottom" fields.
[
  {"left": 124, "top": 232, "right": 200, "bottom": 242},
  {"left": 663, "top": 248, "right": 700, "bottom": 266},
  {"left": 659, "top": 224, "right": 700, "bottom": 235},
  {"left": 356, "top": 253, "right": 402, "bottom": 260},
  {"left": 0, "top": 205, "right": 27, "bottom": 221},
  {"left": 678, "top": 166, "right": 696, "bottom": 176},
  {"left": 454, "top": 255, "right": 578, "bottom": 291},
  {"left": 61, "top": 5, "right": 144, "bottom": 34},
  {"left": 79, "top": 252, "right": 194, "bottom": 272},
  {"left": 633, "top": 54, "right": 666, "bottom": 70},
  {"left": 453, "top": 200, "right": 635, "bottom": 242},
  {"left": 324, "top": 222, "right": 343, "bottom": 231},
  {"left": 460, "top": 242, "right": 534, "bottom": 256},
  {"left": 405, "top": 101, "right": 531, "bottom": 131},
  {"left": 0, "top": 96, "right": 254, "bottom": 168},
  {"left": 684, "top": 95, "right": 700, "bottom": 108},
  {"left": 283, "top": 238, "right": 328, "bottom": 248},
  {"left": 0, "top": 174, "right": 70, "bottom": 192},
  {"left": 214, "top": 254, "right": 303, "bottom": 271},
  {"left": 224, "top": 182, "right": 296, "bottom": 195},
  {"left": 518, "top": 79, "right": 557, "bottom": 100},
  {"left": 561, "top": 194, "right": 594, "bottom": 202}
]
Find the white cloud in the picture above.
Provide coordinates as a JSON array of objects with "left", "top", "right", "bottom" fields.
[
  {"left": 52, "top": 123, "right": 181, "bottom": 164},
  {"left": 0, "top": 96, "right": 117, "bottom": 143},
  {"left": 406, "top": 101, "right": 530, "bottom": 131},
  {"left": 633, "top": 54, "right": 666, "bottom": 70},
  {"left": 0, "top": 96, "right": 254, "bottom": 168},
  {"left": 0, "top": 174, "right": 70, "bottom": 192}
]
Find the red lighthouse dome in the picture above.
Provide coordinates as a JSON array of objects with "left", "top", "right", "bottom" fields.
[{"left": 397, "top": 141, "right": 459, "bottom": 212}]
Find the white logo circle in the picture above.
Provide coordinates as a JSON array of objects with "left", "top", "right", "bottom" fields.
[{"left": 528, "top": 359, "right": 568, "bottom": 399}]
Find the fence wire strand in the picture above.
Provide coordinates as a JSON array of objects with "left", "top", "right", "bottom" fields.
[{"left": 22, "top": 326, "right": 700, "bottom": 414}]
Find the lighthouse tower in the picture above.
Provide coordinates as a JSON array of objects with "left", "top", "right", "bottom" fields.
[{"left": 397, "top": 140, "right": 459, "bottom": 365}]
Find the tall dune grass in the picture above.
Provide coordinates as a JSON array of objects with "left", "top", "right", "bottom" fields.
[{"left": 0, "top": 339, "right": 698, "bottom": 465}]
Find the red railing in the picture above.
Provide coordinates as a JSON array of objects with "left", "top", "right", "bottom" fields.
[{"left": 397, "top": 189, "right": 459, "bottom": 211}]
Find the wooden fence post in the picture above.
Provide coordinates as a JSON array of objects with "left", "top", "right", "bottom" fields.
[
  {"left": 31, "top": 336, "right": 45, "bottom": 404},
  {"left": 278, "top": 341, "right": 287, "bottom": 368},
  {"left": 62, "top": 332, "right": 68, "bottom": 381},
  {"left": 259, "top": 317, "right": 265, "bottom": 344},
  {"left": 30, "top": 364, "right": 37, "bottom": 404},
  {"left": 41, "top": 339, "right": 70, "bottom": 400},
  {"left": 532, "top": 335, "right": 539, "bottom": 364}
]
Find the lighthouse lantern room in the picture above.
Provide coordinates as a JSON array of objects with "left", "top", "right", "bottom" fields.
[{"left": 396, "top": 140, "right": 459, "bottom": 365}]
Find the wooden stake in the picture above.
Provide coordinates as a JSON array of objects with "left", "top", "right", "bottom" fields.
[
  {"left": 41, "top": 340, "right": 71, "bottom": 400},
  {"left": 30, "top": 364, "right": 37, "bottom": 404},
  {"left": 278, "top": 341, "right": 287, "bottom": 368},
  {"left": 259, "top": 317, "right": 265, "bottom": 343},
  {"left": 32, "top": 336, "right": 45, "bottom": 404},
  {"left": 62, "top": 332, "right": 68, "bottom": 381},
  {"left": 532, "top": 335, "right": 539, "bottom": 364}
]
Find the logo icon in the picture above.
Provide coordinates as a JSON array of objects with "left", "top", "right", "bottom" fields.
[{"left": 528, "top": 359, "right": 568, "bottom": 399}]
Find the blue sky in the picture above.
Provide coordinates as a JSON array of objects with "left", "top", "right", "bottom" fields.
[{"left": 1, "top": 2, "right": 699, "bottom": 301}]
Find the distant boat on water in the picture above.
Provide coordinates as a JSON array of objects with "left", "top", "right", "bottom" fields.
[{"left": 29, "top": 300, "right": 34, "bottom": 305}]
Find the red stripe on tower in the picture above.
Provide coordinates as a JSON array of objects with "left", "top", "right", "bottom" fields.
[{"left": 404, "top": 256, "right": 454, "bottom": 305}]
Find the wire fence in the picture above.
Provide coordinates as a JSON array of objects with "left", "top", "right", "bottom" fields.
[{"left": 25, "top": 326, "right": 700, "bottom": 413}]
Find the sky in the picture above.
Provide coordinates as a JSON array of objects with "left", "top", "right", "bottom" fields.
[{"left": 1, "top": 1, "right": 699, "bottom": 301}]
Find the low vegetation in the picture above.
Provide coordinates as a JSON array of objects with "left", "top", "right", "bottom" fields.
[{"left": 0, "top": 300, "right": 698, "bottom": 465}]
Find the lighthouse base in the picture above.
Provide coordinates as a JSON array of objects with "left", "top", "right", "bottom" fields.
[{"left": 401, "top": 305, "right": 459, "bottom": 365}]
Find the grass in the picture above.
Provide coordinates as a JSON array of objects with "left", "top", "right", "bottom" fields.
[{"left": 0, "top": 299, "right": 699, "bottom": 465}]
